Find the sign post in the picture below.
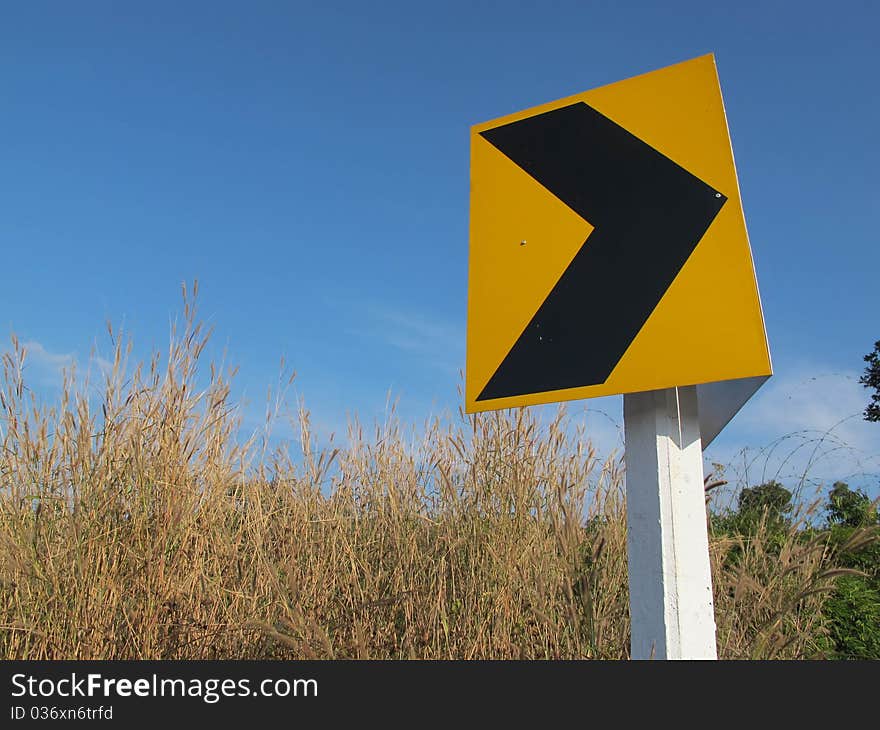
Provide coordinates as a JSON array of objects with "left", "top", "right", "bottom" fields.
[
  {"left": 465, "top": 54, "right": 772, "bottom": 659},
  {"left": 624, "top": 386, "right": 716, "bottom": 659}
]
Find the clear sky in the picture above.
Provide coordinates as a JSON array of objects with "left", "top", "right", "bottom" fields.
[{"left": 2, "top": 1, "right": 877, "bottom": 494}]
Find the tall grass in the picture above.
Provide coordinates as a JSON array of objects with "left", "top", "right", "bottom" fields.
[{"left": 0, "top": 287, "right": 850, "bottom": 659}]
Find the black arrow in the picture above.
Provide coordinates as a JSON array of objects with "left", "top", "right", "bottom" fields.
[{"left": 476, "top": 102, "right": 727, "bottom": 402}]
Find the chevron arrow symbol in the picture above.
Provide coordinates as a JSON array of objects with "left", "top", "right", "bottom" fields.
[{"left": 476, "top": 102, "right": 728, "bottom": 402}]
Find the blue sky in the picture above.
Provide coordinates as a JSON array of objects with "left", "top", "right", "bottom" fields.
[{"left": 2, "top": 1, "right": 877, "bottom": 494}]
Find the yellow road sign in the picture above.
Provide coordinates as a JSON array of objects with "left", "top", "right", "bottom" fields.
[{"left": 466, "top": 53, "right": 772, "bottom": 429}]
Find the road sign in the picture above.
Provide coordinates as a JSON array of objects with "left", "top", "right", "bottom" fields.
[
  {"left": 466, "top": 53, "right": 771, "bottom": 444},
  {"left": 466, "top": 53, "right": 773, "bottom": 659}
]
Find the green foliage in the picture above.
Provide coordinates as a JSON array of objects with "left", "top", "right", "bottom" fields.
[
  {"left": 813, "top": 346, "right": 880, "bottom": 658},
  {"left": 737, "top": 481, "right": 793, "bottom": 521},
  {"left": 820, "top": 482, "right": 880, "bottom": 659},
  {"left": 861, "top": 339, "right": 880, "bottom": 422},
  {"left": 826, "top": 481, "right": 879, "bottom": 528},
  {"left": 711, "top": 479, "right": 880, "bottom": 659},
  {"left": 712, "top": 481, "right": 793, "bottom": 546},
  {"left": 824, "top": 483, "right": 880, "bottom": 579},
  {"left": 821, "top": 575, "right": 880, "bottom": 659}
]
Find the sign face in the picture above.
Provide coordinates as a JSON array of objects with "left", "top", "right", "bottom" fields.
[{"left": 466, "top": 53, "right": 771, "bottom": 440}]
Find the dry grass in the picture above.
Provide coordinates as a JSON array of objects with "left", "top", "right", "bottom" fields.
[
  {"left": 710, "top": 509, "right": 848, "bottom": 659},
  {"left": 0, "top": 286, "right": 846, "bottom": 659}
]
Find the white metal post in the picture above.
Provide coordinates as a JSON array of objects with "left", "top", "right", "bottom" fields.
[{"left": 623, "top": 385, "right": 717, "bottom": 660}]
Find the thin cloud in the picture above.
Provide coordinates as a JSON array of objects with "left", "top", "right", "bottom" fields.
[
  {"left": 19, "top": 340, "right": 76, "bottom": 387},
  {"left": 22, "top": 340, "right": 74, "bottom": 368},
  {"left": 353, "top": 305, "right": 465, "bottom": 373},
  {"left": 705, "top": 367, "right": 879, "bottom": 494},
  {"left": 14, "top": 340, "right": 114, "bottom": 389}
]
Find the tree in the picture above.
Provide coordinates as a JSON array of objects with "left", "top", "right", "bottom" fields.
[
  {"left": 711, "top": 480, "right": 793, "bottom": 540},
  {"left": 860, "top": 340, "right": 880, "bottom": 422},
  {"left": 737, "top": 480, "right": 793, "bottom": 519},
  {"left": 826, "top": 481, "right": 878, "bottom": 528},
  {"left": 821, "top": 481, "right": 880, "bottom": 659}
]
